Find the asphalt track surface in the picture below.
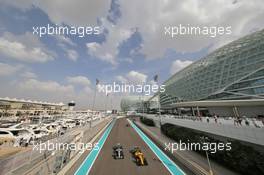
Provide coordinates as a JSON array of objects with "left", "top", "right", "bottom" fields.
[{"left": 89, "top": 118, "right": 171, "bottom": 175}]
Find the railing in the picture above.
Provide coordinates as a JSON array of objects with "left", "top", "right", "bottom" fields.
[
  {"left": 143, "top": 114, "right": 264, "bottom": 146},
  {"left": 135, "top": 121, "right": 210, "bottom": 175},
  {"left": 2, "top": 118, "right": 106, "bottom": 175}
]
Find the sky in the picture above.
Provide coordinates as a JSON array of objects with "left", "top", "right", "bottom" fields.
[{"left": 0, "top": 0, "right": 264, "bottom": 110}]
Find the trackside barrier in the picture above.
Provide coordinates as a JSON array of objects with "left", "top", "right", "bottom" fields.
[{"left": 134, "top": 121, "right": 211, "bottom": 175}]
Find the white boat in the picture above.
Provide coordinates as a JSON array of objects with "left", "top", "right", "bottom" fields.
[
  {"left": 31, "top": 129, "right": 49, "bottom": 140},
  {"left": 0, "top": 128, "right": 34, "bottom": 147},
  {"left": 63, "top": 119, "right": 76, "bottom": 128},
  {"left": 0, "top": 129, "right": 16, "bottom": 145},
  {"left": 40, "top": 123, "right": 61, "bottom": 135}
]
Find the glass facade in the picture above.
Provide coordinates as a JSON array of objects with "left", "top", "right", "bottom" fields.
[
  {"left": 120, "top": 96, "right": 144, "bottom": 111},
  {"left": 161, "top": 29, "right": 264, "bottom": 107}
]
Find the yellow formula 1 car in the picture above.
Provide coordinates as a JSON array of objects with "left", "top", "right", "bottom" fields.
[{"left": 130, "top": 147, "right": 148, "bottom": 166}]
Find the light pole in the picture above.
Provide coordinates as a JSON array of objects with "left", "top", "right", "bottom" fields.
[
  {"left": 154, "top": 74, "right": 161, "bottom": 126},
  {"left": 140, "top": 82, "right": 145, "bottom": 119},
  {"left": 105, "top": 93, "right": 109, "bottom": 114},
  {"left": 158, "top": 92, "right": 161, "bottom": 125},
  {"left": 202, "top": 136, "right": 213, "bottom": 175},
  {"left": 110, "top": 94, "right": 113, "bottom": 111},
  {"left": 142, "top": 99, "right": 145, "bottom": 118},
  {"left": 206, "top": 150, "right": 213, "bottom": 175},
  {"left": 91, "top": 79, "right": 99, "bottom": 128}
]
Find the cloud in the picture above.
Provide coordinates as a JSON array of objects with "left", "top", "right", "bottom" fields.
[
  {"left": 116, "top": 70, "right": 147, "bottom": 84},
  {"left": 66, "top": 49, "right": 79, "bottom": 61},
  {"left": 55, "top": 35, "right": 76, "bottom": 46},
  {"left": 0, "top": 0, "right": 34, "bottom": 11},
  {"left": 88, "top": 0, "right": 264, "bottom": 63},
  {"left": 54, "top": 36, "right": 78, "bottom": 61},
  {"left": 2, "top": 0, "right": 264, "bottom": 109},
  {"left": 0, "top": 62, "right": 22, "bottom": 76},
  {"left": 1, "top": 0, "right": 111, "bottom": 26},
  {"left": 83, "top": 86, "right": 93, "bottom": 94},
  {"left": 0, "top": 32, "right": 54, "bottom": 63},
  {"left": 16, "top": 78, "right": 75, "bottom": 104},
  {"left": 86, "top": 41, "right": 115, "bottom": 65},
  {"left": 116, "top": 75, "right": 127, "bottom": 83},
  {"left": 149, "top": 80, "right": 157, "bottom": 85},
  {"left": 86, "top": 23, "right": 135, "bottom": 66},
  {"left": 117, "top": 0, "right": 264, "bottom": 59},
  {"left": 126, "top": 71, "right": 147, "bottom": 83},
  {"left": 8, "top": 78, "right": 75, "bottom": 105},
  {"left": 19, "top": 79, "right": 74, "bottom": 93},
  {"left": 0, "top": 74, "right": 118, "bottom": 110},
  {"left": 86, "top": 42, "right": 115, "bottom": 65},
  {"left": 170, "top": 60, "right": 193, "bottom": 75},
  {"left": 107, "top": 0, "right": 122, "bottom": 24},
  {"left": 87, "top": 21, "right": 134, "bottom": 65},
  {"left": 20, "top": 71, "right": 37, "bottom": 79},
  {"left": 4, "top": 0, "right": 264, "bottom": 64},
  {"left": 66, "top": 76, "right": 91, "bottom": 86}
]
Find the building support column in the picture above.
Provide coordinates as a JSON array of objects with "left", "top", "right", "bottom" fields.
[
  {"left": 191, "top": 107, "right": 195, "bottom": 116},
  {"left": 196, "top": 106, "right": 200, "bottom": 117},
  {"left": 178, "top": 108, "right": 181, "bottom": 116},
  {"left": 232, "top": 106, "right": 240, "bottom": 118}
]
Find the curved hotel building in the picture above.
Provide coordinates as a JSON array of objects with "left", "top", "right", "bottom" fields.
[
  {"left": 162, "top": 29, "right": 264, "bottom": 102},
  {"left": 121, "top": 29, "right": 264, "bottom": 117},
  {"left": 136, "top": 29, "right": 264, "bottom": 148},
  {"left": 151, "top": 29, "right": 264, "bottom": 117}
]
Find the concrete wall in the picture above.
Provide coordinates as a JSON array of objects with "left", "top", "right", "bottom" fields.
[
  {"left": 145, "top": 114, "right": 264, "bottom": 146},
  {"left": 237, "top": 106, "right": 264, "bottom": 117},
  {"left": 208, "top": 106, "right": 264, "bottom": 117}
]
